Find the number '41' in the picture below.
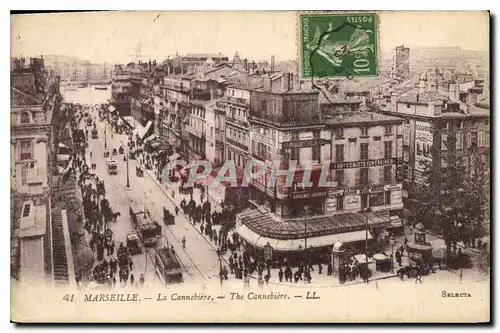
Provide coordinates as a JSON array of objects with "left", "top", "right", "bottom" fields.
[{"left": 63, "top": 294, "right": 75, "bottom": 302}]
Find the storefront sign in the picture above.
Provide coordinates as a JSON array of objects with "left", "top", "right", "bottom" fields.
[
  {"left": 330, "top": 158, "right": 402, "bottom": 170},
  {"left": 345, "top": 195, "right": 361, "bottom": 210},
  {"left": 328, "top": 185, "right": 385, "bottom": 197},
  {"left": 282, "top": 139, "right": 327, "bottom": 149},
  {"left": 391, "top": 190, "right": 403, "bottom": 204},
  {"left": 384, "top": 183, "right": 403, "bottom": 191},
  {"left": 290, "top": 191, "right": 328, "bottom": 200},
  {"left": 299, "top": 132, "right": 314, "bottom": 140},
  {"left": 325, "top": 198, "right": 337, "bottom": 213}
]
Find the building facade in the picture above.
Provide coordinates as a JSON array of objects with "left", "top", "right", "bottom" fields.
[
  {"left": 10, "top": 57, "right": 65, "bottom": 284},
  {"left": 110, "top": 65, "right": 131, "bottom": 117}
]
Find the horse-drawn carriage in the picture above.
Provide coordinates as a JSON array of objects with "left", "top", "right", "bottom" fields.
[
  {"left": 163, "top": 207, "right": 175, "bottom": 225},
  {"left": 103, "top": 149, "right": 110, "bottom": 158},
  {"left": 112, "top": 148, "right": 118, "bottom": 156},
  {"left": 126, "top": 233, "right": 142, "bottom": 255},
  {"left": 117, "top": 246, "right": 129, "bottom": 269},
  {"left": 91, "top": 128, "right": 98, "bottom": 139},
  {"left": 136, "top": 165, "right": 144, "bottom": 177},
  {"left": 119, "top": 146, "right": 124, "bottom": 154},
  {"left": 97, "top": 181, "right": 105, "bottom": 196}
]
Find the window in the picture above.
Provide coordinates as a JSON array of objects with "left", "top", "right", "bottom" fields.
[
  {"left": 361, "top": 127, "right": 369, "bottom": 136},
  {"left": 360, "top": 168, "right": 369, "bottom": 185},
  {"left": 21, "top": 164, "right": 28, "bottom": 185},
  {"left": 290, "top": 148, "right": 299, "bottom": 162},
  {"left": 20, "top": 141, "right": 32, "bottom": 160},
  {"left": 336, "top": 196, "right": 344, "bottom": 211},
  {"left": 384, "top": 165, "right": 392, "bottom": 182},
  {"left": 385, "top": 191, "right": 391, "bottom": 205},
  {"left": 457, "top": 121, "right": 464, "bottom": 129},
  {"left": 485, "top": 120, "right": 489, "bottom": 126},
  {"left": 471, "top": 132, "right": 478, "bottom": 148},
  {"left": 335, "top": 169, "right": 344, "bottom": 186},
  {"left": 312, "top": 145, "right": 321, "bottom": 161},
  {"left": 22, "top": 203, "right": 31, "bottom": 217},
  {"left": 335, "top": 144, "right": 344, "bottom": 162},
  {"left": 360, "top": 143, "right": 369, "bottom": 160},
  {"left": 456, "top": 133, "right": 463, "bottom": 150},
  {"left": 292, "top": 132, "right": 299, "bottom": 141},
  {"left": 20, "top": 112, "right": 31, "bottom": 124},
  {"left": 485, "top": 131, "right": 490, "bottom": 147},
  {"left": 441, "top": 134, "right": 448, "bottom": 151},
  {"left": 384, "top": 141, "right": 393, "bottom": 158},
  {"left": 260, "top": 100, "right": 266, "bottom": 112},
  {"left": 416, "top": 142, "right": 423, "bottom": 155},
  {"left": 403, "top": 126, "right": 410, "bottom": 145},
  {"left": 466, "top": 133, "right": 472, "bottom": 148},
  {"left": 384, "top": 126, "right": 393, "bottom": 135},
  {"left": 478, "top": 131, "right": 485, "bottom": 147},
  {"left": 335, "top": 128, "right": 344, "bottom": 138},
  {"left": 440, "top": 122, "right": 449, "bottom": 130},
  {"left": 370, "top": 193, "right": 384, "bottom": 206}
]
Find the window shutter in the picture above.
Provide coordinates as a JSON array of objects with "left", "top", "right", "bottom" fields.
[
  {"left": 355, "top": 169, "right": 360, "bottom": 186},
  {"left": 466, "top": 133, "right": 472, "bottom": 148},
  {"left": 379, "top": 166, "right": 384, "bottom": 184}
]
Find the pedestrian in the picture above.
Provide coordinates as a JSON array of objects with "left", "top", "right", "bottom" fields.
[
  {"left": 175, "top": 206, "right": 179, "bottom": 215},
  {"left": 130, "top": 273, "right": 135, "bottom": 286},
  {"left": 318, "top": 263, "right": 323, "bottom": 274},
  {"left": 415, "top": 267, "right": 423, "bottom": 284},
  {"left": 278, "top": 268, "right": 284, "bottom": 282},
  {"left": 128, "top": 258, "right": 133, "bottom": 271},
  {"left": 139, "top": 274, "right": 145, "bottom": 286},
  {"left": 182, "top": 236, "right": 186, "bottom": 249}
]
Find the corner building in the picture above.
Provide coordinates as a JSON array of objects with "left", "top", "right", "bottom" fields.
[{"left": 237, "top": 74, "right": 405, "bottom": 263}]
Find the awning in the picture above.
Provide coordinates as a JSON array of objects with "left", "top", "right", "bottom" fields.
[
  {"left": 107, "top": 105, "right": 116, "bottom": 112},
  {"left": 237, "top": 225, "right": 374, "bottom": 252},
  {"left": 141, "top": 120, "right": 153, "bottom": 139},
  {"left": 168, "top": 153, "right": 180, "bottom": 161},
  {"left": 57, "top": 154, "right": 71, "bottom": 162},
  {"left": 144, "top": 134, "right": 157, "bottom": 143}
]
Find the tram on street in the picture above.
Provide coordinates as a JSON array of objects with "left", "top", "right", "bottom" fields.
[
  {"left": 129, "top": 203, "right": 162, "bottom": 247},
  {"left": 106, "top": 160, "right": 118, "bottom": 175},
  {"left": 156, "top": 246, "right": 183, "bottom": 284}
]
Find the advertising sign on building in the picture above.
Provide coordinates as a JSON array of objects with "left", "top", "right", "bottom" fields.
[
  {"left": 325, "top": 197, "right": 337, "bottom": 213},
  {"left": 414, "top": 121, "right": 433, "bottom": 172},
  {"left": 345, "top": 195, "right": 361, "bottom": 210},
  {"left": 391, "top": 190, "right": 403, "bottom": 204}
]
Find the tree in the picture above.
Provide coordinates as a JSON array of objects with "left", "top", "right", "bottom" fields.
[{"left": 413, "top": 132, "right": 490, "bottom": 264}]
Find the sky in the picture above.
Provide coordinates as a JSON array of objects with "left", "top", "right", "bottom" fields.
[{"left": 11, "top": 11, "right": 489, "bottom": 64}]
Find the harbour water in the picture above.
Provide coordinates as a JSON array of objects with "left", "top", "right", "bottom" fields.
[{"left": 62, "top": 85, "right": 111, "bottom": 104}]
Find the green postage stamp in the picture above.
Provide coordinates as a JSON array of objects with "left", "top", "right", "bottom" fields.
[{"left": 299, "top": 12, "right": 378, "bottom": 79}]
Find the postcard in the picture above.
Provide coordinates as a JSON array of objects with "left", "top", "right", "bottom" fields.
[{"left": 10, "top": 10, "right": 490, "bottom": 323}]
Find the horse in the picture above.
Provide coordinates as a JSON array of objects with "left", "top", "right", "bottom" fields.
[{"left": 111, "top": 212, "right": 121, "bottom": 222}]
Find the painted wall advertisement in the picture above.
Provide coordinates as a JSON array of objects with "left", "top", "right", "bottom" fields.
[
  {"left": 391, "top": 190, "right": 403, "bottom": 204},
  {"left": 325, "top": 197, "right": 337, "bottom": 213},
  {"left": 345, "top": 195, "right": 361, "bottom": 211},
  {"left": 414, "top": 121, "right": 433, "bottom": 172}
]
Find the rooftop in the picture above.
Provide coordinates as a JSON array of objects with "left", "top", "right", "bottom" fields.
[
  {"left": 397, "top": 90, "right": 452, "bottom": 105},
  {"left": 185, "top": 53, "right": 228, "bottom": 59},
  {"left": 325, "top": 111, "right": 404, "bottom": 125},
  {"left": 239, "top": 209, "right": 391, "bottom": 240}
]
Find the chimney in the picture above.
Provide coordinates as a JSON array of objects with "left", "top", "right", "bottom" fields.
[{"left": 271, "top": 55, "right": 275, "bottom": 73}]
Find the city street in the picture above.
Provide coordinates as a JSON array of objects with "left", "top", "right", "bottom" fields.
[{"left": 87, "top": 111, "right": 221, "bottom": 285}]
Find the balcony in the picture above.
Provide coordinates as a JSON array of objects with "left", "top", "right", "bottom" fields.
[
  {"left": 161, "top": 82, "right": 190, "bottom": 93},
  {"left": 185, "top": 124, "right": 205, "bottom": 138},
  {"left": 27, "top": 168, "right": 46, "bottom": 185},
  {"left": 226, "top": 137, "right": 249, "bottom": 152},
  {"left": 225, "top": 96, "right": 249, "bottom": 106},
  {"left": 226, "top": 116, "right": 249, "bottom": 129}
]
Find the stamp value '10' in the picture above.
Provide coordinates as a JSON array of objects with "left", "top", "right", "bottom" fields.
[{"left": 299, "top": 12, "right": 378, "bottom": 79}]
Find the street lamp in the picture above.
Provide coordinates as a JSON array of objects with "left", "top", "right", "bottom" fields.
[
  {"left": 125, "top": 155, "right": 131, "bottom": 191},
  {"left": 303, "top": 205, "right": 310, "bottom": 253},
  {"left": 390, "top": 234, "right": 396, "bottom": 273},
  {"left": 104, "top": 126, "right": 107, "bottom": 149}
]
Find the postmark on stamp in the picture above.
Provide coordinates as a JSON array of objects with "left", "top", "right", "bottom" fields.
[{"left": 299, "top": 12, "right": 378, "bottom": 79}]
